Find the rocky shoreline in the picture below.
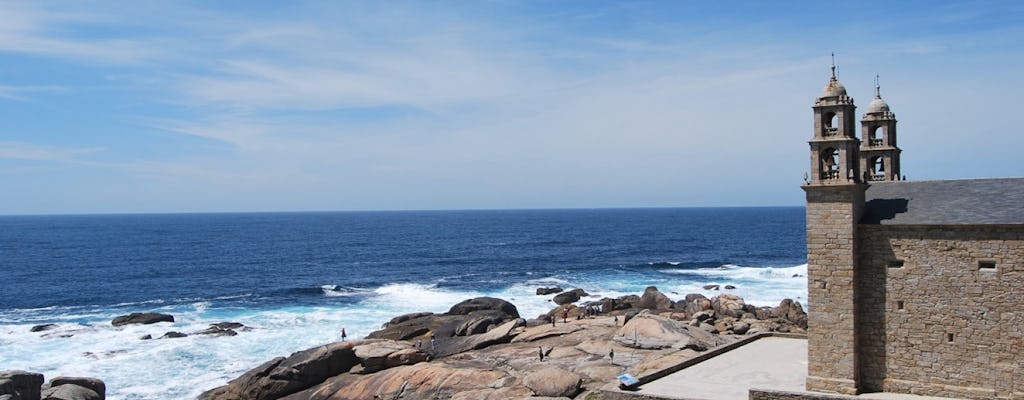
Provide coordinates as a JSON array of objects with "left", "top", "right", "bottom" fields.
[
  {"left": 196, "top": 286, "right": 806, "bottom": 400},
  {"left": 2, "top": 287, "right": 805, "bottom": 400}
]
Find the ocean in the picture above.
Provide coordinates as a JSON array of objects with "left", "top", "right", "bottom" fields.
[{"left": 0, "top": 207, "right": 807, "bottom": 399}]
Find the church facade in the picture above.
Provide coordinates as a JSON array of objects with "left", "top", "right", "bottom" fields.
[{"left": 802, "top": 64, "right": 1024, "bottom": 399}]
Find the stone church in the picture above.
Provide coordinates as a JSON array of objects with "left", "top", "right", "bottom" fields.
[{"left": 802, "top": 63, "right": 1024, "bottom": 399}]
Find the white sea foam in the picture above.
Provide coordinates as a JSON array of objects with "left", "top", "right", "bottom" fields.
[{"left": 0, "top": 265, "right": 809, "bottom": 399}]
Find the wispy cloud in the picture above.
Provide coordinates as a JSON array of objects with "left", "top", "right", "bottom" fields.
[
  {"left": 0, "top": 142, "right": 104, "bottom": 162},
  {"left": 0, "top": 85, "right": 67, "bottom": 101}
]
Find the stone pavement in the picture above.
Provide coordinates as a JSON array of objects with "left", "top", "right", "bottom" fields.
[{"left": 613, "top": 336, "right": 960, "bottom": 400}]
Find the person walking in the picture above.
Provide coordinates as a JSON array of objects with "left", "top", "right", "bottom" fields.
[
  {"left": 538, "top": 346, "right": 544, "bottom": 362},
  {"left": 609, "top": 348, "right": 614, "bottom": 360},
  {"left": 550, "top": 314, "right": 556, "bottom": 327},
  {"left": 562, "top": 308, "right": 568, "bottom": 323},
  {"left": 430, "top": 336, "right": 437, "bottom": 351}
]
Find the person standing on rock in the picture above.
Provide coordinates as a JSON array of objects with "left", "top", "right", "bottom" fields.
[
  {"left": 341, "top": 327, "right": 347, "bottom": 341},
  {"left": 417, "top": 338, "right": 423, "bottom": 349},
  {"left": 538, "top": 346, "right": 544, "bottom": 361},
  {"left": 431, "top": 336, "right": 436, "bottom": 351},
  {"left": 609, "top": 348, "right": 614, "bottom": 360},
  {"left": 562, "top": 308, "right": 568, "bottom": 323}
]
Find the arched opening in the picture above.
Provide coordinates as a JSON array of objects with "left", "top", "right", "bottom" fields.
[
  {"left": 870, "top": 126, "right": 883, "bottom": 146},
  {"left": 821, "top": 148, "right": 839, "bottom": 180},
  {"left": 871, "top": 156, "right": 885, "bottom": 180},
  {"left": 823, "top": 112, "right": 839, "bottom": 136}
]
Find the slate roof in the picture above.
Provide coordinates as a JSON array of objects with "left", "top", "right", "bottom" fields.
[{"left": 861, "top": 177, "right": 1024, "bottom": 225}]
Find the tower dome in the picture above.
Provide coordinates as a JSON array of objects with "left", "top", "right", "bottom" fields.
[
  {"left": 818, "top": 56, "right": 847, "bottom": 99},
  {"left": 867, "top": 97, "right": 890, "bottom": 113}
]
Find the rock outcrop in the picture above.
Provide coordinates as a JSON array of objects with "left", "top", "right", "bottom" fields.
[
  {"left": 636, "top": 286, "right": 673, "bottom": 311},
  {"left": 522, "top": 366, "right": 582, "bottom": 398},
  {"left": 771, "top": 298, "right": 808, "bottom": 329},
  {"left": 29, "top": 324, "right": 57, "bottom": 333},
  {"left": 614, "top": 310, "right": 730, "bottom": 351},
  {"left": 110, "top": 313, "right": 174, "bottom": 326},
  {"left": 198, "top": 342, "right": 360, "bottom": 400},
  {"left": 0, "top": 370, "right": 44, "bottom": 400},
  {"left": 552, "top": 289, "right": 588, "bottom": 305},
  {"left": 535, "top": 287, "right": 563, "bottom": 295},
  {"left": 367, "top": 297, "right": 519, "bottom": 343}
]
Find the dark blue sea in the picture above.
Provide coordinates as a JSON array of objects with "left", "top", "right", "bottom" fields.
[{"left": 0, "top": 207, "right": 806, "bottom": 399}]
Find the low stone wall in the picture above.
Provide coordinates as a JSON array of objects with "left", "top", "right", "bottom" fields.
[{"left": 748, "top": 389, "right": 858, "bottom": 400}]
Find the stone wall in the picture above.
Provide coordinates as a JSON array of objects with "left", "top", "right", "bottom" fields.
[
  {"left": 858, "top": 225, "right": 1024, "bottom": 399},
  {"left": 802, "top": 184, "right": 865, "bottom": 395},
  {"left": 749, "top": 389, "right": 858, "bottom": 400}
]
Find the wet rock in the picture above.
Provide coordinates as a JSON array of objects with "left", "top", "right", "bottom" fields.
[
  {"left": 536, "top": 287, "right": 563, "bottom": 296},
  {"left": 160, "top": 331, "right": 188, "bottom": 339},
  {"left": 702, "top": 284, "right": 720, "bottom": 290},
  {"left": 30, "top": 324, "right": 58, "bottom": 333},
  {"left": 193, "top": 326, "right": 238, "bottom": 337},
  {"left": 724, "top": 285, "right": 737, "bottom": 290},
  {"left": 111, "top": 313, "right": 174, "bottom": 326},
  {"left": 0, "top": 370, "right": 44, "bottom": 400},
  {"left": 552, "top": 289, "right": 588, "bottom": 305},
  {"left": 447, "top": 297, "right": 519, "bottom": 318},
  {"left": 40, "top": 383, "right": 102, "bottom": 400}
]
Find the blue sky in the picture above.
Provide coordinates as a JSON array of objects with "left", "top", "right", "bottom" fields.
[{"left": 1, "top": 1, "right": 1022, "bottom": 214}]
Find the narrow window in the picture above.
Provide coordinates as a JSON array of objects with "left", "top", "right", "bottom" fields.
[
  {"left": 896, "top": 301, "right": 904, "bottom": 310},
  {"left": 978, "top": 261, "right": 996, "bottom": 270},
  {"left": 946, "top": 333, "right": 954, "bottom": 343},
  {"left": 887, "top": 260, "right": 904, "bottom": 268},
  {"left": 820, "top": 281, "right": 827, "bottom": 289}
]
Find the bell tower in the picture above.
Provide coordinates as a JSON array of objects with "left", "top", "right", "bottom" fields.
[
  {"left": 809, "top": 56, "right": 862, "bottom": 184},
  {"left": 802, "top": 55, "right": 867, "bottom": 395},
  {"left": 860, "top": 76, "right": 901, "bottom": 181}
]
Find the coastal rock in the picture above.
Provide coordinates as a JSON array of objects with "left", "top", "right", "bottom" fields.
[
  {"left": 676, "top": 293, "right": 712, "bottom": 316},
  {"left": 536, "top": 287, "right": 563, "bottom": 296},
  {"left": 431, "top": 318, "right": 524, "bottom": 358},
  {"left": 0, "top": 370, "right": 44, "bottom": 400},
  {"left": 523, "top": 366, "right": 582, "bottom": 398},
  {"left": 711, "top": 294, "right": 746, "bottom": 318},
  {"left": 447, "top": 297, "right": 519, "bottom": 318},
  {"left": 724, "top": 285, "right": 737, "bottom": 290},
  {"left": 511, "top": 324, "right": 583, "bottom": 343},
  {"left": 352, "top": 340, "right": 428, "bottom": 373},
  {"left": 48, "top": 377, "right": 106, "bottom": 399},
  {"left": 193, "top": 326, "right": 238, "bottom": 337},
  {"left": 198, "top": 342, "right": 359, "bottom": 400},
  {"left": 280, "top": 363, "right": 525, "bottom": 400},
  {"left": 771, "top": 298, "right": 808, "bottom": 329},
  {"left": 30, "top": 324, "right": 58, "bottom": 333},
  {"left": 702, "top": 284, "right": 720, "bottom": 290},
  {"left": 385, "top": 312, "right": 434, "bottom": 326},
  {"left": 599, "top": 295, "right": 640, "bottom": 313},
  {"left": 637, "top": 286, "right": 673, "bottom": 311},
  {"left": 552, "top": 289, "right": 588, "bottom": 305},
  {"left": 110, "top": 313, "right": 174, "bottom": 326},
  {"left": 614, "top": 310, "right": 730, "bottom": 350},
  {"left": 159, "top": 331, "right": 187, "bottom": 339},
  {"left": 40, "top": 384, "right": 102, "bottom": 400}
]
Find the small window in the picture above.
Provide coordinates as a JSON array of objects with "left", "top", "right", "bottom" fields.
[
  {"left": 819, "top": 281, "right": 828, "bottom": 289},
  {"left": 887, "top": 260, "right": 904, "bottom": 268},
  {"left": 978, "top": 261, "right": 996, "bottom": 270},
  {"left": 946, "top": 333, "right": 954, "bottom": 343},
  {"left": 896, "top": 301, "right": 904, "bottom": 310}
]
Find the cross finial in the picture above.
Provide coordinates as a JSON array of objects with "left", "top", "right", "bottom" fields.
[
  {"left": 830, "top": 53, "right": 837, "bottom": 80},
  {"left": 874, "top": 74, "right": 881, "bottom": 98}
]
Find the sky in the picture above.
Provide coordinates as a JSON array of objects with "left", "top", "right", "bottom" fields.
[{"left": 1, "top": 1, "right": 1022, "bottom": 215}]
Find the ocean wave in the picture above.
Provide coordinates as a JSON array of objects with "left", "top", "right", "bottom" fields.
[
  {"left": 660, "top": 263, "right": 807, "bottom": 280},
  {"left": 320, "top": 285, "right": 374, "bottom": 297}
]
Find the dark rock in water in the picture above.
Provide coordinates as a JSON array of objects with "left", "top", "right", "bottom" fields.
[
  {"left": 535, "top": 286, "right": 563, "bottom": 296},
  {"left": 448, "top": 297, "right": 519, "bottom": 318},
  {"left": 702, "top": 284, "right": 720, "bottom": 290},
  {"left": 637, "top": 286, "right": 673, "bottom": 311},
  {"left": 553, "top": 288, "right": 589, "bottom": 305},
  {"left": 30, "top": 324, "right": 58, "bottom": 333},
  {"left": 0, "top": 370, "right": 44, "bottom": 400},
  {"left": 194, "top": 326, "right": 238, "bottom": 337},
  {"left": 209, "top": 322, "right": 245, "bottom": 330},
  {"left": 792, "top": 274, "right": 804, "bottom": 278},
  {"left": 49, "top": 376, "right": 106, "bottom": 399},
  {"left": 111, "top": 312, "right": 174, "bottom": 326},
  {"left": 160, "top": 331, "right": 188, "bottom": 339},
  {"left": 140, "top": 334, "right": 152, "bottom": 340},
  {"left": 197, "top": 341, "right": 359, "bottom": 400},
  {"left": 724, "top": 285, "right": 737, "bottom": 290}
]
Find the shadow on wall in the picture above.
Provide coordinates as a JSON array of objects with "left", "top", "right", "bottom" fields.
[{"left": 861, "top": 199, "right": 908, "bottom": 224}]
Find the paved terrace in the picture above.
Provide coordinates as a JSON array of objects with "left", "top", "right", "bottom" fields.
[{"left": 602, "top": 336, "right": 960, "bottom": 400}]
